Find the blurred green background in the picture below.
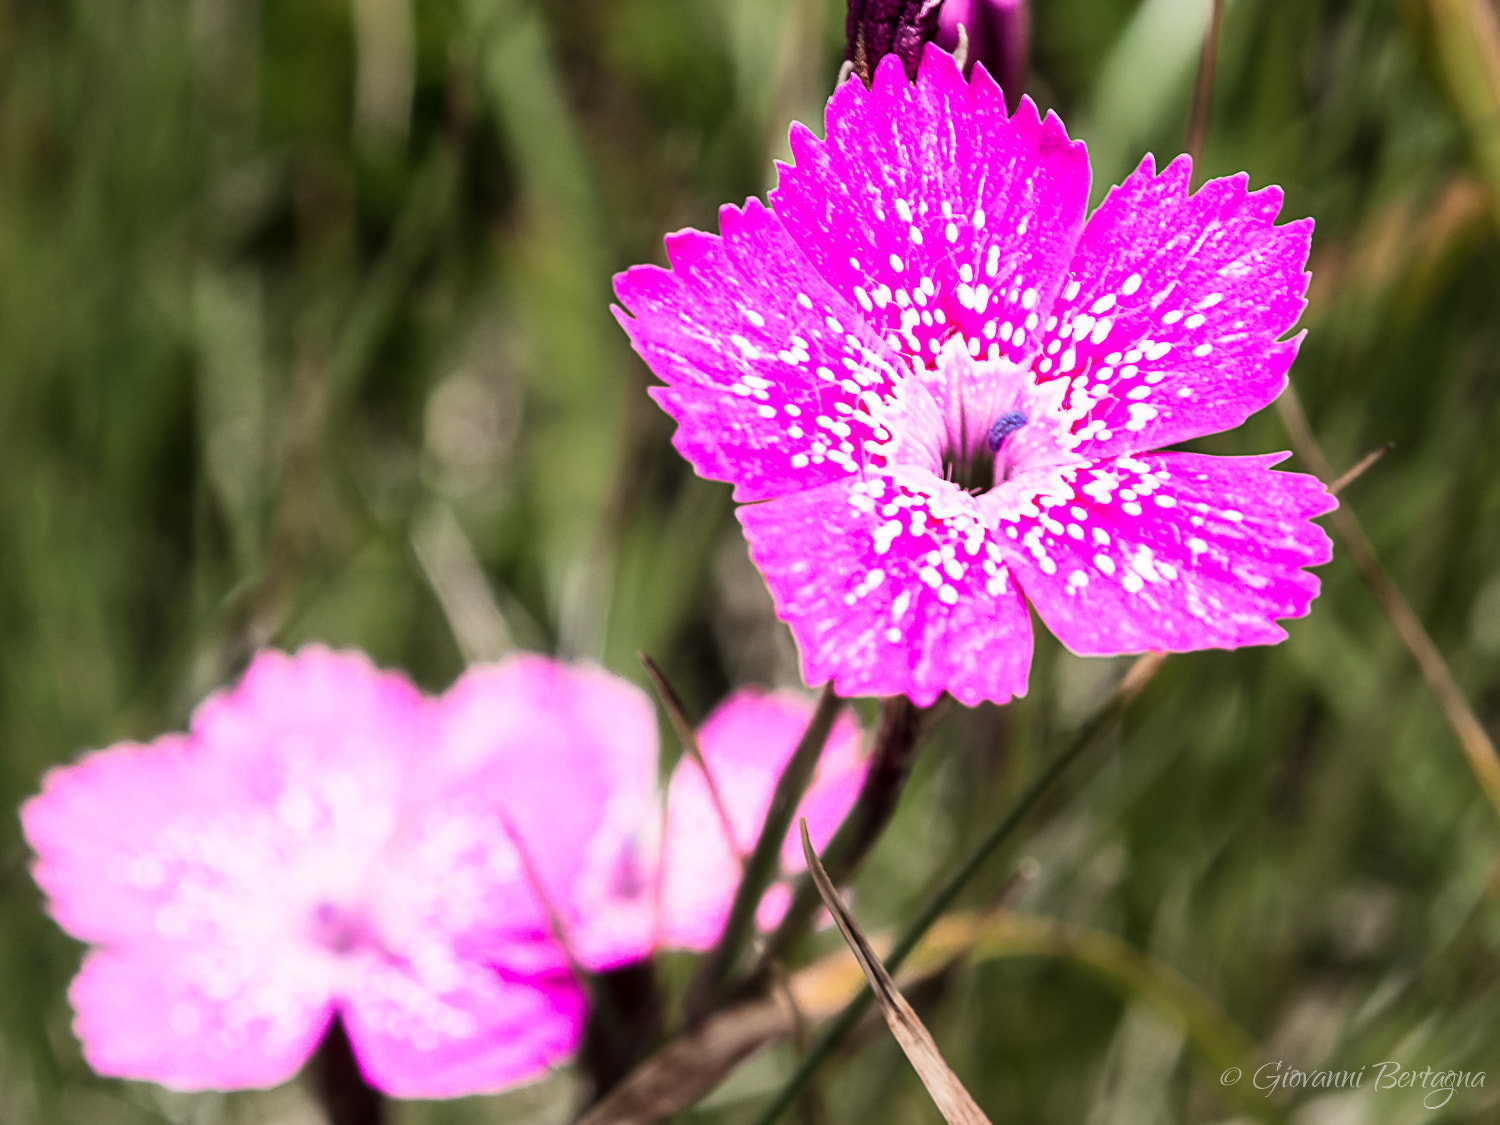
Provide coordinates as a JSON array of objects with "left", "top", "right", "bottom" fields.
[{"left": 4, "top": 0, "right": 1500, "bottom": 1121}]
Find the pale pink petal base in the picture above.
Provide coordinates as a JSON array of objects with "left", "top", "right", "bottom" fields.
[
  {"left": 341, "top": 956, "right": 585, "bottom": 1099},
  {"left": 22, "top": 736, "right": 244, "bottom": 947},
  {"left": 25, "top": 646, "right": 603, "bottom": 1098}
]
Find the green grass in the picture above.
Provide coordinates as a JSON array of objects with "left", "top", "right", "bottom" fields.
[{"left": 2, "top": 0, "right": 1500, "bottom": 1121}]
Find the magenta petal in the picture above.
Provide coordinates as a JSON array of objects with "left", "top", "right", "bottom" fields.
[
  {"left": 25, "top": 645, "right": 595, "bottom": 1098},
  {"left": 22, "top": 736, "right": 238, "bottom": 947},
  {"left": 658, "top": 689, "right": 865, "bottom": 951},
  {"left": 1001, "top": 452, "right": 1335, "bottom": 655},
  {"left": 69, "top": 946, "right": 333, "bottom": 1091},
  {"left": 738, "top": 481, "right": 1033, "bottom": 706},
  {"left": 614, "top": 197, "right": 903, "bottom": 502},
  {"left": 1036, "top": 155, "right": 1313, "bottom": 459},
  {"left": 191, "top": 646, "right": 432, "bottom": 773},
  {"left": 771, "top": 48, "right": 1090, "bottom": 369},
  {"left": 340, "top": 952, "right": 585, "bottom": 1099},
  {"left": 438, "top": 656, "right": 661, "bottom": 971}
]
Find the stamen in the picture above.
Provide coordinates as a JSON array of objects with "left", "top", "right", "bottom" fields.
[{"left": 986, "top": 410, "right": 1028, "bottom": 452}]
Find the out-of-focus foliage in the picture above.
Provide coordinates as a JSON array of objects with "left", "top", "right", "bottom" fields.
[{"left": 2, "top": 0, "right": 1500, "bottom": 1122}]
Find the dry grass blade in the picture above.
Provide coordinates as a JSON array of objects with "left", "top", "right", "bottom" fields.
[
  {"left": 798, "top": 819, "right": 995, "bottom": 1125},
  {"left": 573, "top": 994, "right": 803, "bottom": 1125},
  {"left": 1278, "top": 384, "right": 1500, "bottom": 820},
  {"left": 1186, "top": 0, "right": 1226, "bottom": 171},
  {"left": 761, "top": 695, "right": 938, "bottom": 967},
  {"left": 1328, "top": 442, "right": 1391, "bottom": 496},
  {"left": 639, "top": 653, "right": 743, "bottom": 866}
]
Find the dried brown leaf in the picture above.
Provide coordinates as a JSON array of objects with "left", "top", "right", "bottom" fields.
[{"left": 798, "top": 819, "right": 994, "bottom": 1125}]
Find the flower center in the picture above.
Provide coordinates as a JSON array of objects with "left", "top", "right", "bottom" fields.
[
  {"left": 863, "top": 336, "right": 1089, "bottom": 524},
  {"left": 312, "top": 901, "right": 369, "bottom": 956}
]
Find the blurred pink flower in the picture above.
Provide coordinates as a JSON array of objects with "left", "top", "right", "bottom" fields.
[
  {"left": 613, "top": 48, "right": 1335, "bottom": 708},
  {"left": 439, "top": 674, "right": 870, "bottom": 957},
  {"left": 655, "top": 688, "right": 867, "bottom": 949},
  {"left": 935, "top": 0, "right": 1028, "bottom": 111},
  {"left": 22, "top": 647, "right": 868, "bottom": 1095},
  {"left": 22, "top": 647, "right": 608, "bottom": 1097}
]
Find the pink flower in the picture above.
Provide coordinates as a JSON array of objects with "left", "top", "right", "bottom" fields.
[
  {"left": 655, "top": 688, "right": 867, "bottom": 950},
  {"left": 22, "top": 647, "right": 869, "bottom": 1096},
  {"left": 936, "top": 0, "right": 1028, "bottom": 110},
  {"left": 613, "top": 48, "right": 1335, "bottom": 707},
  {"left": 21, "top": 647, "right": 596, "bottom": 1097},
  {"left": 439, "top": 675, "right": 869, "bottom": 957}
]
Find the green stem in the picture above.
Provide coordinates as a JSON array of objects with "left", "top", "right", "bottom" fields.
[
  {"left": 686, "top": 685, "right": 843, "bottom": 1021},
  {"left": 758, "top": 696, "right": 935, "bottom": 970},
  {"left": 748, "top": 654, "right": 1165, "bottom": 1125}
]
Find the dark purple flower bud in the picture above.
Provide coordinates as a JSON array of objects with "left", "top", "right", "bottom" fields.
[
  {"left": 935, "top": 0, "right": 1029, "bottom": 112},
  {"left": 845, "top": 0, "right": 944, "bottom": 84}
]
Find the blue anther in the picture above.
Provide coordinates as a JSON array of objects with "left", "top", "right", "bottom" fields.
[{"left": 986, "top": 409, "right": 1029, "bottom": 452}]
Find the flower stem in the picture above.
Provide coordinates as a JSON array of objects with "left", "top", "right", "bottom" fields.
[
  {"left": 756, "top": 695, "right": 939, "bottom": 971},
  {"left": 748, "top": 654, "right": 1164, "bottom": 1125},
  {"left": 578, "top": 960, "right": 665, "bottom": 1105},
  {"left": 686, "top": 685, "right": 844, "bottom": 1021},
  {"left": 641, "top": 653, "right": 745, "bottom": 865},
  {"left": 313, "top": 1015, "right": 385, "bottom": 1125}
]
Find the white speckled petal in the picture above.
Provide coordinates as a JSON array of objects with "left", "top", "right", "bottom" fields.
[
  {"left": 1000, "top": 452, "right": 1335, "bottom": 655},
  {"left": 771, "top": 48, "right": 1091, "bottom": 369},
  {"left": 739, "top": 478, "right": 1033, "bottom": 706},
  {"left": 1034, "top": 155, "right": 1313, "bottom": 459},
  {"left": 614, "top": 198, "right": 903, "bottom": 501}
]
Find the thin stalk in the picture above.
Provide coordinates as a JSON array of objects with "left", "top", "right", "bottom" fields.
[
  {"left": 758, "top": 696, "right": 937, "bottom": 970},
  {"left": 1328, "top": 442, "right": 1391, "bottom": 496},
  {"left": 749, "top": 653, "right": 1165, "bottom": 1125},
  {"left": 641, "top": 653, "right": 744, "bottom": 865},
  {"left": 1185, "top": 0, "right": 1225, "bottom": 173},
  {"left": 313, "top": 1015, "right": 385, "bottom": 1125},
  {"left": 686, "top": 685, "right": 843, "bottom": 1021}
]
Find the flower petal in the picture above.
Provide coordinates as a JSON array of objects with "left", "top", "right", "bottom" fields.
[
  {"left": 23, "top": 736, "right": 241, "bottom": 947},
  {"left": 738, "top": 479, "right": 1033, "bottom": 706},
  {"left": 1035, "top": 155, "right": 1313, "bottom": 459},
  {"left": 614, "top": 198, "right": 902, "bottom": 501},
  {"left": 68, "top": 945, "right": 333, "bottom": 1091},
  {"left": 657, "top": 689, "right": 865, "bottom": 950},
  {"left": 1000, "top": 452, "right": 1334, "bottom": 654},
  {"left": 341, "top": 949, "right": 584, "bottom": 1099},
  {"left": 437, "top": 656, "right": 661, "bottom": 971},
  {"left": 771, "top": 48, "right": 1090, "bottom": 370},
  {"left": 191, "top": 646, "right": 431, "bottom": 775},
  {"left": 24, "top": 649, "right": 434, "bottom": 950}
]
